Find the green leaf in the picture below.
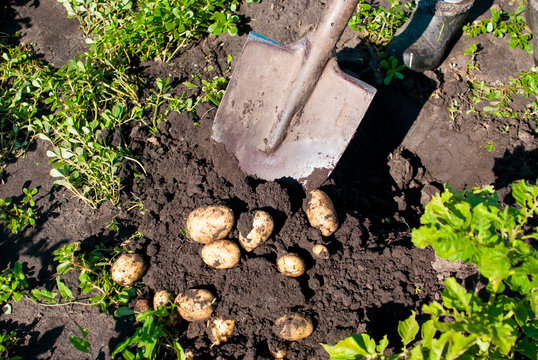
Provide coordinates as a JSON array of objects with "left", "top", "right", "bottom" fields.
[
  {"left": 56, "top": 276, "right": 74, "bottom": 300},
  {"left": 321, "top": 334, "right": 377, "bottom": 359},
  {"left": 398, "top": 311, "right": 420, "bottom": 348},
  {"left": 69, "top": 336, "right": 91, "bottom": 354},
  {"left": 31, "top": 289, "right": 58, "bottom": 304},
  {"left": 114, "top": 307, "right": 135, "bottom": 318}
]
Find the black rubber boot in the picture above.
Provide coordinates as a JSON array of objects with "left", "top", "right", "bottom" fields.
[
  {"left": 385, "top": 0, "right": 474, "bottom": 72},
  {"left": 527, "top": 0, "right": 538, "bottom": 65}
]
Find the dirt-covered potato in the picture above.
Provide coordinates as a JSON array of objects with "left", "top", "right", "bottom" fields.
[
  {"left": 238, "top": 210, "right": 274, "bottom": 252},
  {"left": 186, "top": 205, "right": 234, "bottom": 244},
  {"left": 153, "top": 290, "right": 172, "bottom": 309},
  {"left": 273, "top": 312, "right": 314, "bottom": 341},
  {"left": 201, "top": 240, "right": 241, "bottom": 269},
  {"left": 208, "top": 317, "right": 235, "bottom": 345},
  {"left": 312, "top": 244, "right": 330, "bottom": 259},
  {"left": 110, "top": 253, "right": 146, "bottom": 287},
  {"left": 268, "top": 340, "right": 287, "bottom": 359},
  {"left": 175, "top": 289, "right": 217, "bottom": 321},
  {"left": 277, "top": 253, "right": 305, "bottom": 277},
  {"left": 305, "top": 189, "right": 338, "bottom": 236}
]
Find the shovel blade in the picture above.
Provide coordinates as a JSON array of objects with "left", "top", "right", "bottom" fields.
[{"left": 212, "top": 32, "right": 376, "bottom": 188}]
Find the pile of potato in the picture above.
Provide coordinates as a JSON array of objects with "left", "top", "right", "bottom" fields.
[{"left": 109, "top": 189, "right": 338, "bottom": 354}]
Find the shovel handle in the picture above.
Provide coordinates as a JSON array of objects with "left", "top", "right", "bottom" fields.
[{"left": 263, "top": 0, "right": 360, "bottom": 153}]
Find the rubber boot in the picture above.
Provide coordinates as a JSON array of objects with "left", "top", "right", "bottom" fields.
[
  {"left": 527, "top": 0, "right": 538, "bottom": 65},
  {"left": 385, "top": 0, "right": 474, "bottom": 72}
]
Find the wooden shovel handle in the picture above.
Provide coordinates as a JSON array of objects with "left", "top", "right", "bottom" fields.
[{"left": 263, "top": 0, "right": 360, "bottom": 154}]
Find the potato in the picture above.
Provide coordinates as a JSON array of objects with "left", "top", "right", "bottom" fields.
[
  {"left": 238, "top": 210, "right": 274, "bottom": 252},
  {"left": 305, "top": 189, "right": 338, "bottom": 236},
  {"left": 186, "top": 205, "right": 234, "bottom": 244},
  {"left": 208, "top": 317, "right": 235, "bottom": 346},
  {"left": 111, "top": 253, "right": 146, "bottom": 287},
  {"left": 277, "top": 253, "right": 305, "bottom": 277},
  {"left": 312, "top": 244, "right": 330, "bottom": 259},
  {"left": 175, "top": 289, "right": 217, "bottom": 321},
  {"left": 268, "top": 341, "right": 287, "bottom": 359},
  {"left": 153, "top": 290, "right": 172, "bottom": 310},
  {"left": 273, "top": 312, "right": 314, "bottom": 341},
  {"left": 201, "top": 240, "right": 241, "bottom": 269}
]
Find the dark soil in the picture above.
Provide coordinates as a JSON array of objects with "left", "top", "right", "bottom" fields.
[{"left": 1, "top": 0, "right": 537, "bottom": 359}]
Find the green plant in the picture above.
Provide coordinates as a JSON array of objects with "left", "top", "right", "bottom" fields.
[
  {"left": 458, "top": 67, "right": 538, "bottom": 133},
  {"left": 463, "top": 2, "right": 533, "bottom": 54},
  {"left": 322, "top": 180, "right": 538, "bottom": 359},
  {"left": 0, "top": 261, "right": 60, "bottom": 311},
  {"left": 485, "top": 141, "right": 495, "bottom": 152},
  {"left": 348, "top": 0, "right": 416, "bottom": 48},
  {"left": 0, "top": 330, "right": 22, "bottom": 360},
  {"left": 112, "top": 306, "right": 186, "bottom": 360},
  {"left": 380, "top": 55, "right": 405, "bottom": 85},
  {"left": 0, "top": 188, "right": 38, "bottom": 234},
  {"left": 69, "top": 325, "right": 94, "bottom": 359},
  {"left": 54, "top": 243, "right": 138, "bottom": 312},
  {"left": 0, "top": 38, "right": 51, "bottom": 163},
  {"left": 463, "top": 43, "right": 480, "bottom": 72},
  {"left": 34, "top": 56, "right": 143, "bottom": 208}
]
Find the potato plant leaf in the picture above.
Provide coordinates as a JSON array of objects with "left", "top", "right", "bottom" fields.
[{"left": 398, "top": 310, "right": 419, "bottom": 349}]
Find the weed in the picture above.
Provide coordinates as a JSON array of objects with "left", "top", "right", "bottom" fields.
[
  {"left": 485, "top": 141, "right": 495, "bottom": 152},
  {"left": 0, "top": 188, "right": 38, "bottom": 234},
  {"left": 0, "top": 38, "right": 51, "bottom": 163},
  {"left": 463, "top": 2, "right": 533, "bottom": 54},
  {"left": 0, "top": 330, "right": 21, "bottom": 360},
  {"left": 34, "top": 56, "right": 143, "bottom": 208},
  {"left": 463, "top": 43, "right": 480, "bottom": 72},
  {"left": 380, "top": 55, "right": 405, "bottom": 85},
  {"left": 323, "top": 180, "right": 538, "bottom": 359},
  {"left": 69, "top": 325, "right": 94, "bottom": 358},
  {"left": 53, "top": 243, "right": 138, "bottom": 313},
  {"left": 112, "top": 306, "right": 186, "bottom": 360},
  {"left": 348, "top": 0, "right": 416, "bottom": 48},
  {"left": 457, "top": 67, "right": 538, "bottom": 134}
]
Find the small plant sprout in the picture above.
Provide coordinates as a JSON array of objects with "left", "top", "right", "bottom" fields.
[
  {"left": 380, "top": 55, "right": 405, "bottom": 85},
  {"left": 485, "top": 141, "right": 495, "bottom": 152},
  {"left": 69, "top": 325, "right": 93, "bottom": 358},
  {"left": 0, "top": 188, "right": 38, "bottom": 234}
]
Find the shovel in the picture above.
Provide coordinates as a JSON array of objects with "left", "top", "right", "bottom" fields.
[{"left": 212, "top": 0, "right": 376, "bottom": 188}]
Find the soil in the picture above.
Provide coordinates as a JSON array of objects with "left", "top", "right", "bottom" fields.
[{"left": 1, "top": 0, "right": 537, "bottom": 359}]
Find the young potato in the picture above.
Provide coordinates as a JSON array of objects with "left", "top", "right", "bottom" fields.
[
  {"left": 153, "top": 290, "right": 172, "bottom": 309},
  {"left": 273, "top": 312, "right": 314, "bottom": 341},
  {"left": 268, "top": 340, "right": 287, "bottom": 359},
  {"left": 201, "top": 240, "right": 241, "bottom": 269},
  {"left": 208, "top": 317, "right": 235, "bottom": 346},
  {"left": 312, "top": 244, "right": 330, "bottom": 259},
  {"left": 305, "top": 189, "right": 338, "bottom": 236},
  {"left": 238, "top": 210, "right": 274, "bottom": 252},
  {"left": 110, "top": 253, "right": 146, "bottom": 287},
  {"left": 175, "top": 289, "right": 217, "bottom": 321},
  {"left": 186, "top": 205, "right": 234, "bottom": 244},
  {"left": 277, "top": 253, "right": 305, "bottom": 277}
]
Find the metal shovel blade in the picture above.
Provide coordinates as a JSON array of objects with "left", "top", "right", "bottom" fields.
[{"left": 212, "top": 32, "right": 376, "bottom": 187}]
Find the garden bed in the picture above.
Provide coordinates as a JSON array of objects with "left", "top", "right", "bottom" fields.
[{"left": 1, "top": 0, "right": 537, "bottom": 359}]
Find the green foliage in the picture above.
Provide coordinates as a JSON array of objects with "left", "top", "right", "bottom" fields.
[
  {"left": 112, "top": 306, "right": 186, "bottom": 360},
  {"left": 322, "top": 181, "right": 538, "bottom": 359},
  {"left": 462, "top": 67, "right": 538, "bottom": 133},
  {"left": 0, "top": 330, "right": 22, "bottom": 360},
  {"left": 463, "top": 2, "right": 533, "bottom": 54},
  {"left": 34, "top": 56, "right": 143, "bottom": 208},
  {"left": 0, "top": 262, "right": 28, "bottom": 308},
  {"left": 380, "top": 55, "right": 405, "bottom": 85},
  {"left": 0, "top": 188, "right": 38, "bottom": 234},
  {"left": 0, "top": 38, "right": 51, "bottom": 163},
  {"left": 53, "top": 243, "right": 138, "bottom": 313},
  {"left": 348, "top": 0, "right": 416, "bottom": 48},
  {"left": 69, "top": 325, "right": 93, "bottom": 358},
  {"left": 59, "top": 0, "right": 245, "bottom": 62}
]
